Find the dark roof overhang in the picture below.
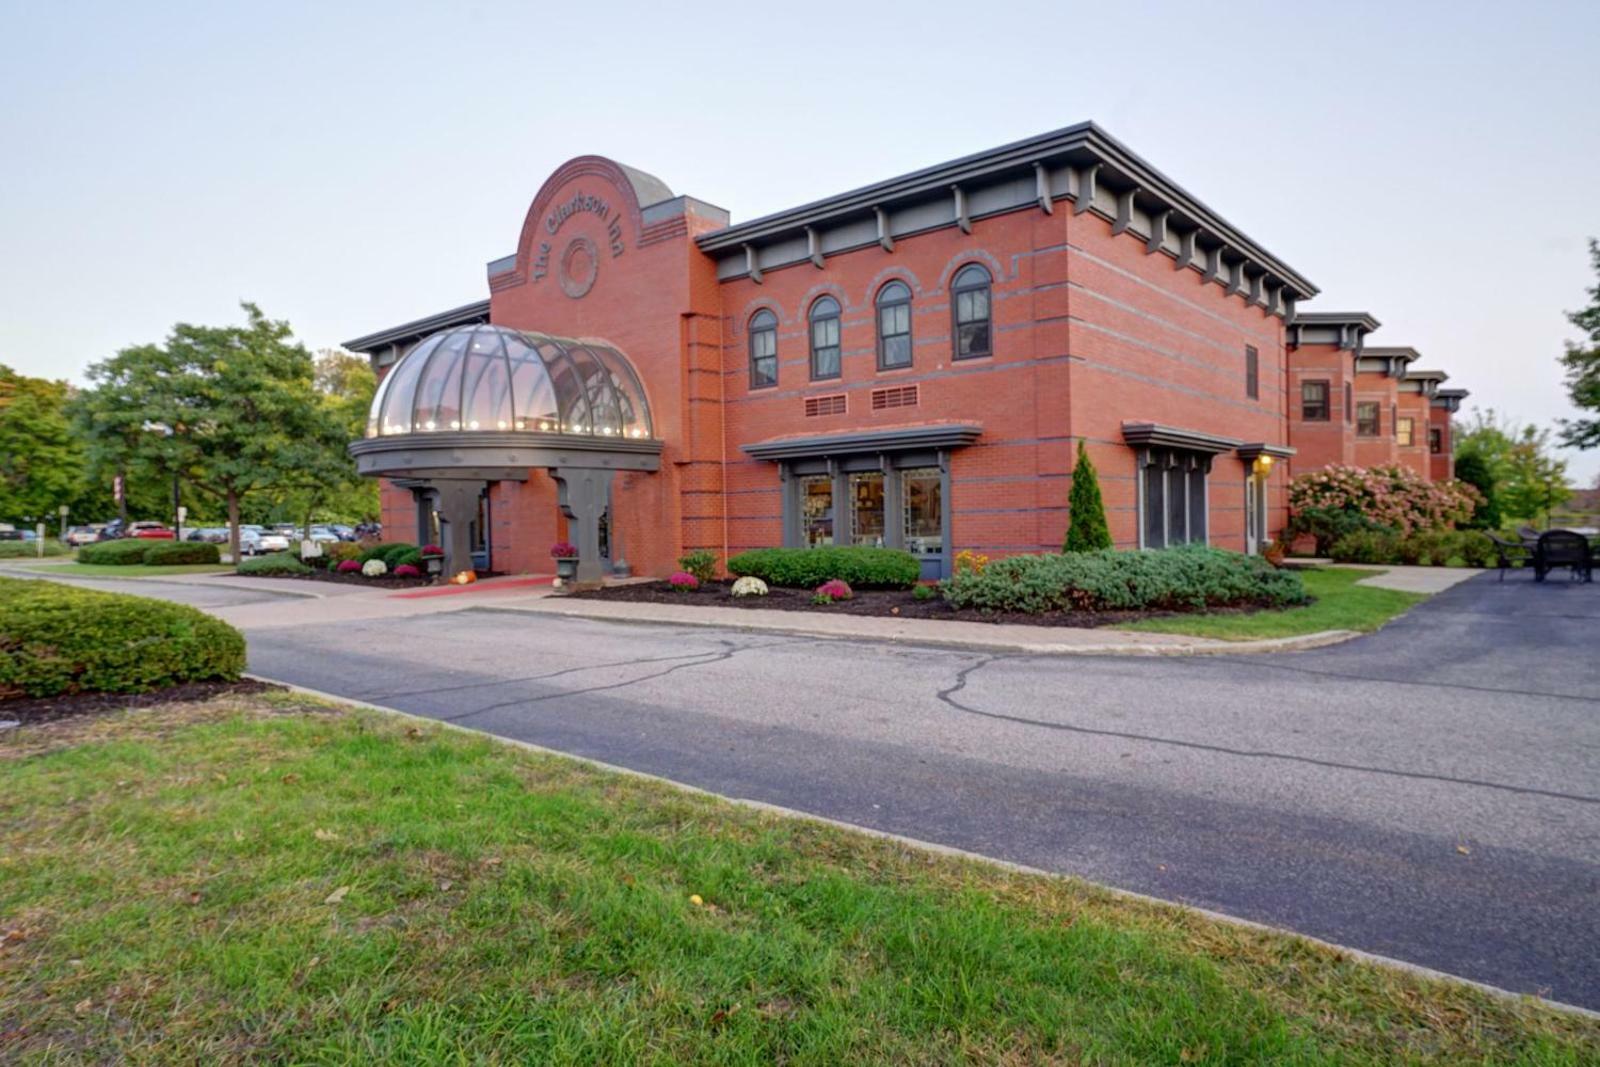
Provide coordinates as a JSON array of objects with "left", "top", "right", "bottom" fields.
[
  {"left": 1236, "top": 442, "right": 1297, "bottom": 461},
  {"left": 742, "top": 422, "right": 981, "bottom": 461},
  {"left": 348, "top": 431, "right": 661, "bottom": 480},
  {"left": 342, "top": 300, "right": 491, "bottom": 354},
  {"left": 1121, "top": 421, "right": 1244, "bottom": 454}
]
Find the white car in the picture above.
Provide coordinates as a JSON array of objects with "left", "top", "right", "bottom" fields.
[{"left": 238, "top": 526, "right": 290, "bottom": 555}]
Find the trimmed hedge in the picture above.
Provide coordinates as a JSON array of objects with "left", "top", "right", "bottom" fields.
[
  {"left": 359, "top": 542, "right": 422, "bottom": 569},
  {"left": 141, "top": 541, "right": 222, "bottom": 566},
  {"left": 0, "top": 577, "right": 245, "bottom": 698},
  {"left": 236, "top": 552, "right": 313, "bottom": 577},
  {"left": 76, "top": 539, "right": 155, "bottom": 565},
  {"left": 1329, "top": 528, "right": 1495, "bottom": 568},
  {"left": 0, "top": 539, "right": 68, "bottom": 559},
  {"left": 726, "top": 546, "right": 921, "bottom": 589},
  {"left": 940, "top": 545, "right": 1309, "bottom": 614}
]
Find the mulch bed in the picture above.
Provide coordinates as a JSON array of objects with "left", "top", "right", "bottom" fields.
[
  {"left": 247, "top": 568, "right": 437, "bottom": 589},
  {"left": 0, "top": 679, "right": 281, "bottom": 729},
  {"left": 566, "top": 579, "right": 1217, "bottom": 629}
]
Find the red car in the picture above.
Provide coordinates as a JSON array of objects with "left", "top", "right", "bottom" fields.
[{"left": 129, "top": 522, "right": 176, "bottom": 540}]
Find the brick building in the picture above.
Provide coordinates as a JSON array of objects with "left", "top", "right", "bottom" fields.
[{"left": 346, "top": 123, "right": 1354, "bottom": 581}]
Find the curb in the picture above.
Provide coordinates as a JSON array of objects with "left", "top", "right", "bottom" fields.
[
  {"left": 248, "top": 673, "right": 1599, "bottom": 1021},
  {"left": 478, "top": 599, "right": 1361, "bottom": 657}
]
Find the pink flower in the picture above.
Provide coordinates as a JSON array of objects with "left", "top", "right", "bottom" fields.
[{"left": 667, "top": 571, "right": 699, "bottom": 590}]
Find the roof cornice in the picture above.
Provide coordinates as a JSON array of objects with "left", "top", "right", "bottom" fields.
[
  {"left": 1288, "top": 310, "right": 1381, "bottom": 352},
  {"left": 342, "top": 300, "right": 491, "bottom": 354},
  {"left": 696, "top": 122, "right": 1317, "bottom": 305},
  {"left": 742, "top": 422, "right": 981, "bottom": 461},
  {"left": 1121, "top": 421, "right": 1244, "bottom": 454}
]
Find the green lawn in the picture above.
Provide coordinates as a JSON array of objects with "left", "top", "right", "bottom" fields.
[
  {"left": 6, "top": 559, "right": 234, "bottom": 578},
  {"left": 1126, "top": 567, "right": 1427, "bottom": 641},
  {"left": 2, "top": 694, "right": 1593, "bottom": 1064}
]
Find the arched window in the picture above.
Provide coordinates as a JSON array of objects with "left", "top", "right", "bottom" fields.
[
  {"left": 748, "top": 309, "right": 778, "bottom": 389},
  {"left": 951, "top": 264, "right": 992, "bottom": 359},
  {"left": 809, "top": 296, "right": 842, "bottom": 380},
  {"left": 875, "top": 281, "right": 913, "bottom": 370}
]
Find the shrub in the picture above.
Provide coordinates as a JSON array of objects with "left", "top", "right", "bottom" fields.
[
  {"left": 813, "top": 579, "right": 853, "bottom": 604},
  {"left": 393, "top": 563, "right": 421, "bottom": 578},
  {"left": 1328, "top": 529, "right": 1402, "bottom": 565},
  {"left": 359, "top": 541, "right": 419, "bottom": 568},
  {"left": 362, "top": 559, "right": 388, "bottom": 577},
  {"left": 141, "top": 541, "right": 221, "bottom": 566},
  {"left": 939, "top": 545, "right": 1308, "bottom": 614},
  {"left": 954, "top": 550, "right": 988, "bottom": 576},
  {"left": 0, "top": 577, "right": 245, "bottom": 698},
  {"left": 0, "top": 539, "right": 66, "bottom": 559},
  {"left": 1330, "top": 527, "right": 1496, "bottom": 568},
  {"left": 237, "top": 553, "right": 313, "bottom": 576},
  {"left": 727, "top": 546, "right": 920, "bottom": 589},
  {"left": 912, "top": 583, "right": 937, "bottom": 601},
  {"left": 77, "top": 539, "right": 154, "bottom": 565},
  {"left": 730, "top": 575, "right": 768, "bottom": 597},
  {"left": 336, "top": 559, "right": 362, "bottom": 573},
  {"left": 1064, "top": 439, "right": 1112, "bottom": 552},
  {"left": 421, "top": 543, "right": 444, "bottom": 556},
  {"left": 677, "top": 549, "right": 718, "bottom": 583},
  {"left": 1289, "top": 465, "right": 1482, "bottom": 541},
  {"left": 323, "top": 542, "right": 362, "bottom": 566},
  {"left": 667, "top": 571, "right": 700, "bottom": 591},
  {"left": 550, "top": 541, "right": 577, "bottom": 558},
  {"left": 1286, "top": 505, "right": 1385, "bottom": 557}
]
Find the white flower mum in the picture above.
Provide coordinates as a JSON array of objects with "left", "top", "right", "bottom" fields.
[
  {"left": 362, "top": 559, "right": 388, "bottom": 577},
  {"left": 730, "top": 575, "right": 769, "bottom": 597}
]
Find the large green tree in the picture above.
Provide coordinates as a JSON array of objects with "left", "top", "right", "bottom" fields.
[
  {"left": 74, "top": 304, "right": 344, "bottom": 561},
  {"left": 1454, "top": 408, "right": 1571, "bottom": 526},
  {"left": 0, "top": 365, "right": 95, "bottom": 527},
  {"left": 1558, "top": 237, "right": 1600, "bottom": 450},
  {"left": 268, "top": 349, "right": 380, "bottom": 528}
]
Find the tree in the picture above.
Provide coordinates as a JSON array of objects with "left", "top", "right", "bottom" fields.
[
  {"left": 0, "top": 365, "right": 95, "bottom": 526},
  {"left": 1454, "top": 408, "right": 1571, "bottom": 526},
  {"left": 1064, "top": 439, "right": 1112, "bottom": 551},
  {"left": 1558, "top": 237, "right": 1600, "bottom": 450},
  {"left": 1451, "top": 451, "right": 1500, "bottom": 529},
  {"left": 74, "top": 303, "right": 333, "bottom": 561},
  {"left": 271, "top": 349, "right": 379, "bottom": 530}
]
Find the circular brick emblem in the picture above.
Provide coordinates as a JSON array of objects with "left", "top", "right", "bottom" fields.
[{"left": 559, "top": 236, "right": 598, "bottom": 299}]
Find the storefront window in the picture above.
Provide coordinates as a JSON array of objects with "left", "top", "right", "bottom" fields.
[
  {"left": 800, "top": 475, "right": 833, "bottom": 546},
  {"left": 850, "top": 472, "right": 886, "bottom": 546},
  {"left": 1140, "top": 449, "right": 1209, "bottom": 549},
  {"left": 902, "top": 469, "right": 942, "bottom": 556}
]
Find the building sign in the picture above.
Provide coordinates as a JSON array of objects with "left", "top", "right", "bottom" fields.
[{"left": 532, "top": 189, "right": 625, "bottom": 294}]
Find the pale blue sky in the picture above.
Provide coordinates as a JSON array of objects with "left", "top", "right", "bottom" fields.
[{"left": 3, "top": 0, "right": 1598, "bottom": 482}]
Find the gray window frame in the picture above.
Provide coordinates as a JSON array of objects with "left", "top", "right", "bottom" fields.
[
  {"left": 875, "top": 281, "right": 913, "bottom": 370},
  {"left": 950, "top": 264, "right": 992, "bottom": 361},
  {"left": 1344, "top": 381, "right": 1353, "bottom": 423},
  {"left": 1300, "top": 380, "right": 1330, "bottom": 422},
  {"left": 779, "top": 450, "right": 953, "bottom": 578},
  {"left": 748, "top": 309, "right": 778, "bottom": 389},
  {"left": 808, "top": 296, "right": 842, "bottom": 381},
  {"left": 1136, "top": 448, "right": 1211, "bottom": 550},
  {"left": 1355, "top": 400, "right": 1380, "bottom": 437},
  {"left": 1245, "top": 345, "right": 1259, "bottom": 400}
]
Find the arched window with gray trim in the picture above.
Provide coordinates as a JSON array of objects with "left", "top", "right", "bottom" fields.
[
  {"left": 875, "top": 281, "right": 913, "bottom": 369},
  {"left": 951, "top": 264, "right": 992, "bottom": 360},
  {"left": 748, "top": 309, "right": 778, "bottom": 389},
  {"left": 809, "top": 297, "right": 841, "bottom": 380}
]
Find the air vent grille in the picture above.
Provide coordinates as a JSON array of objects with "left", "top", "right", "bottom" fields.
[
  {"left": 804, "top": 394, "right": 848, "bottom": 417},
  {"left": 871, "top": 385, "right": 919, "bottom": 411}
]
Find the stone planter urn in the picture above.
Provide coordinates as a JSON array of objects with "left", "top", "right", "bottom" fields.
[{"left": 550, "top": 541, "right": 579, "bottom": 585}]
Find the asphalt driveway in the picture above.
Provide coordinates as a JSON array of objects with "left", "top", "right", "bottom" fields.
[{"left": 14, "top": 565, "right": 1599, "bottom": 1007}]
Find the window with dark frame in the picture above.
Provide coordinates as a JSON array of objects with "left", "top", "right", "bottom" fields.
[
  {"left": 1397, "top": 416, "right": 1415, "bottom": 447},
  {"left": 1356, "top": 401, "right": 1380, "bottom": 437},
  {"left": 748, "top": 309, "right": 778, "bottom": 389},
  {"left": 1428, "top": 427, "right": 1443, "bottom": 454},
  {"left": 1245, "top": 345, "right": 1259, "bottom": 399},
  {"left": 1300, "top": 380, "right": 1330, "bottom": 421},
  {"left": 951, "top": 264, "right": 992, "bottom": 359},
  {"left": 1140, "top": 449, "right": 1209, "bottom": 550},
  {"left": 1345, "top": 382, "right": 1353, "bottom": 423},
  {"left": 1392, "top": 402, "right": 1398, "bottom": 438},
  {"left": 808, "top": 297, "right": 842, "bottom": 380},
  {"left": 876, "top": 281, "right": 913, "bottom": 369}
]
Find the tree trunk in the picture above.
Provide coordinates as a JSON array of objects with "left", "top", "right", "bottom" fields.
[
  {"left": 227, "top": 490, "right": 241, "bottom": 566},
  {"left": 117, "top": 466, "right": 129, "bottom": 524}
]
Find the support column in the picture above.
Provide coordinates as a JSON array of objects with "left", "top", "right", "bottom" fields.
[
  {"left": 551, "top": 467, "right": 614, "bottom": 586},
  {"left": 432, "top": 480, "right": 481, "bottom": 577}
]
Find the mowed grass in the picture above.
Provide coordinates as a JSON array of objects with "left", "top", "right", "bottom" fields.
[
  {"left": 1126, "top": 567, "right": 1428, "bottom": 641},
  {"left": 3, "top": 696, "right": 1594, "bottom": 1065},
  {"left": 6, "top": 559, "right": 234, "bottom": 578}
]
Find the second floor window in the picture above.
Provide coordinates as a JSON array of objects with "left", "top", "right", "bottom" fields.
[
  {"left": 1356, "top": 401, "right": 1380, "bottom": 436},
  {"left": 748, "top": 310, "right": 777, "bottom": 389},
  {"left": 809, "top": 297, "right": 841, "bottom": 380},
  {"left": 951, "top": 264, "right": 992, "bottom": 359},
  {"left": 1344, "top": 382, "right": 1353, "bottom": 423},
  {"left": 876, "top": 282, "right": 913, "bottom": 369},
  {"left": 1429, "top": 427, "right": 1444, "bottom": 454},
  {"left": 1397, "top": 417, "right": 1415, "bottom": 447},
  {"left": 1301, "top": 380, "right": 1330, "bottom": 422},
  {"left": 1245, "top": 346, "right": 1259, "bottom": 399}
]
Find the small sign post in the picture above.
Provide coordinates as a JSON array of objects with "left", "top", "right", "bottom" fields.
[
  {"left": 58, "top": 504, "right": 69, "bottom": 544},
  {"left": 35, "top": 523, "right": 46, "bottom": 558}
]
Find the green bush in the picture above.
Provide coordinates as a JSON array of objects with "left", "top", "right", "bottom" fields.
[
  {"left": 1286, "top": 506, "right": 1385, "bottom": 557},
  {"left": 1064, "top": 439, "right": 1112, "bottom": 552},
  {"left": 1327, "top": 529, "right": 1403, "bottom": 565},
  {"left": 939, "top": 545, "right": 1308, "bottom": 614},
  {"left": 0, "top": 539, "right": 67, "bottom": 559},
  {"left": 912, "top": 583, "right": 937, "bottom": 601},
  {"left": 141, "top": 541, "right": 222, "bottom": 566},
  {"left": 726, "top": 546, "right": 921, "bottom": 589},
  {"left": 236, "top": 552, "right": 313, "bottom": 577},
  {"left": 677, "top": 550, "right": 719, "bottom": 583},
  {"left": 0, "top": 577, "right": 245, "bottom": 698},
  {"left": 76, "top": 539, "right": 155, "bottom": 565},
  {"left": 360, "top": 542, "right": 420, "bottom": 569},
  {"left": 1330, "top": 528, "right": 1495, "bottom": 568},
  {"left": 322, "top": 542, "right": 362, "bottom": 566}
]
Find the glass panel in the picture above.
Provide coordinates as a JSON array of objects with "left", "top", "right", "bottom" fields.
[
  {"left": 1166, "top": 465, "right": 1187, "bottom": 545},
  {"left": 376, "top": 334, "right": 437, "bottom": 434},
  {"left": 957, "top": 322, "right": 990, "bottom": 357},
  {"left": 751, "top": 327, "right": 777, "bottom": 387},
  {"left": 459, "top": 330, "right": 512, "bottom": 431},
  {"left": 539, "top": 339, "right": 592, "bottom": 433},
  {"left": 567, "top": 345, "right": 623, "bottom": 436},
  {"left": 850, "top": 472, "right": 886, "bottom": 546},
  {"left": 1397, "top": 418, "right": 1414, "bottom": 446},
  {"left": 1143, "top": 459, "right": 1165, "bottom": 549},
  {"left": 411, "top": 329, "right": 469, "bottom": 431},
  {"left": 878, "top": 281, "right": 910, "bottom": 305},
  {"left": 953, "top": 264, "right": 990, "bottom": 289},
  {"left": 800, "top": 476, "right": 833, "bottom": 547},
  {"left": 902, "top": 469, "right": 942, "bottom": 556},
  {"left": 1357, "top": 402, "right": 1378, "bottom": 436},
  {"left": 1188, "top": 468, "right": 1207, "bottom": 543},
  {"left": 881, "top": 334, "right": 912, "bottom": 368},
  {"left": 811, "top": 310, "right": 841, "bottom": 378},
  {"left": 507, "top": 338, "right": 559, "bottom": 430}
]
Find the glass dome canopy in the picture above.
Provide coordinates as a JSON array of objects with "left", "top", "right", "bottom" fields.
[{"left": 366, "top": 324, "right": 653, "bottom": 440}]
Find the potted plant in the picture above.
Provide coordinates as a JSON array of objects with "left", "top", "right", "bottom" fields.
[
  {"left": 420, "top": 543, "right": 445, "bottom": 577},
  {"left": 550, "top": 541, "right": 579, "bottom": 581}
]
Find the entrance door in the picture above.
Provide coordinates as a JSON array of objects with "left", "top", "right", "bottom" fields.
[
  {"left": 901, "top": 468, "right": 944, "bottom": 580},
  {"left": 469, "top": 489, "right": 491, "bottom": 572}
]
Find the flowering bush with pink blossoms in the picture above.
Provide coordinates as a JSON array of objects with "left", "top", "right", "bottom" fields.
[
  {"left": 335, "top": 559, "right": 362, "bottom": 574},
  {"left": 1288, "top": 465, "right": 1482, "bottom": 553},
  {"left": 393, "top": 563, "right": 421, "bottom": 578},
  {"left": 667, "top": 571, "right": 699, "bottom": 591},
  {"left": 812, "top": 579, "right": 854, "bottom": 604}
]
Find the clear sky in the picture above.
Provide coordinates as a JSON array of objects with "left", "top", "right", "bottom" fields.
[{"left": 3, "top": 0, "right": 1598, "bottom": 483}]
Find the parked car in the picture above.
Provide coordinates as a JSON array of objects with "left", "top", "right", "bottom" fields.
[
  {"left": 327, "top": 523, "right": 356, "bottom": 542},
  {"left": 65, "top": 524, "right": 107, "bottom": 546},
  {"left": 241, "top": 525, "right": 289, "bottom": 554},
  {"left": 305, "top": 525, "right": 341, "bottom": 544},
  {"left": 129, "top": 522, "right": 176, "bottom": 540},
  {"left": 0, "top": 524, "right": 21, "bottom": 542},
  {"left": 186, "top": 526, "right": 229, "bottom": 544}
]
